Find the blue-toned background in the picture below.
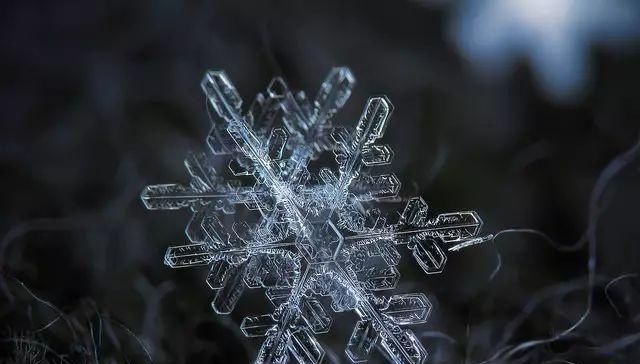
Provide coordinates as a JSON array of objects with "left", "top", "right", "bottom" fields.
[{"left": 1, "top": 0, "right": 640, "bottom": 363}]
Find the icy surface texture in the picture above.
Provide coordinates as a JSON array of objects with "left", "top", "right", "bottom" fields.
[{"left": 142, "top": 67, "right": 488, "bottom": 364}]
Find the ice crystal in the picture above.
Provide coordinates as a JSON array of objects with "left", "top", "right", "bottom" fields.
[{"left": 141, "top": 67, "right": 489, "bottom": 364}]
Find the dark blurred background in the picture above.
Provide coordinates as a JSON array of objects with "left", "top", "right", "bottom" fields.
[{"left": 2, "top": 0, "right": 640, "bottom": 363}]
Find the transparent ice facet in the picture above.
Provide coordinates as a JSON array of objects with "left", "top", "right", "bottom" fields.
[{"left": 142, "top": 67, "right": 489, "bottom": 363}]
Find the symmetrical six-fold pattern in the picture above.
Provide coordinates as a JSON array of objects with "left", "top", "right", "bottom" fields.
[{"left": 141, "top": 67, "right": 486, "bottom": 364}]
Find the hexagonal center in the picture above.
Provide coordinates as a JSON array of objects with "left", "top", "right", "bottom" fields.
[{"left": 295, "top": 221, "right": 344, "bottom": 263}]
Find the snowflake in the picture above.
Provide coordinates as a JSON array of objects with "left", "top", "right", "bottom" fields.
[{"left": 141, "top": 67, "right": 490, "bottom": 364}]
